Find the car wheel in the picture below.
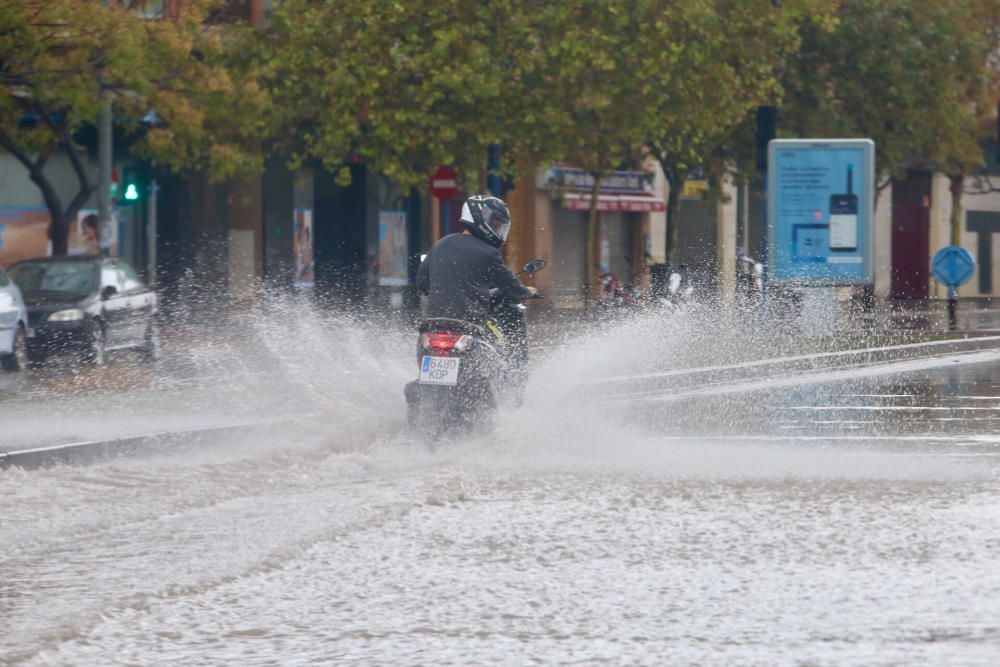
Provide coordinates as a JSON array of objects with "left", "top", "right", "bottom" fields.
[
  {"left": 27, "top": 343, "right": 47, "bottom": 366},
  {"left": 141, "top": 319, "right": 161, "bottom": 364},
  {"left": 1, "top": 326, "right": 28, "bottom": 372},
  {"left": 81, "top": 322, "right": 106, "bottom": 366}
]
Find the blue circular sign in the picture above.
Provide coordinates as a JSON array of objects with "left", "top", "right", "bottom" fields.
[{"left": 931, "top": 246, "right": 976, "bottom": 287}]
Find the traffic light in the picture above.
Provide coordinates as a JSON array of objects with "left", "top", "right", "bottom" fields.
[
  {"left": 756, "top": 106, "right": 776, "bottom": 172},
  {"left": 121, "top": 165, "right": 142, "bottom": 204}
]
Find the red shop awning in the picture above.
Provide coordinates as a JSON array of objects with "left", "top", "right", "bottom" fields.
[{"left": 561, "top": 192, "right": 666, "bottom": 212}]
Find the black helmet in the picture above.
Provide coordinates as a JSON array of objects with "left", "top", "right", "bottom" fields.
[{"left": 459, "top": 195, "right": 511, "bottom": 248}]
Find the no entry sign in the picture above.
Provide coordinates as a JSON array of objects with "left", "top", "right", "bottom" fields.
[{"left": 430, "top": 166, "right": 459, "bottom": 201}]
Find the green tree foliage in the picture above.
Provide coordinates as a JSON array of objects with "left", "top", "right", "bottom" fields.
[
  {"left": 637, "top": 0, "right": 833, "bottom": 264},
  {"left": 781, "top": 0, "right": 1000, "bottom": 242},
  {"left": 269, "top": 0, "right": 668, "bottom": 302},
  {"left": 0, "top": 1, "right": 268, "bottom": 254},
  {"left": 265, "top": 0, "right": 525, "bottom": 189},
  {"left": 512, "top": 0, "right": 654, "bottom": 302},
  {"left": 265, "top": 1, "right": 837, "bottom": 294},
  {"left": 262, "top": 0, "right": 999, "bottom": 288}
]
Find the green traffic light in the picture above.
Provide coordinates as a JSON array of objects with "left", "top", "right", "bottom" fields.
[{"left": 124, "top": 183, "right": 139, "bottom": 200}]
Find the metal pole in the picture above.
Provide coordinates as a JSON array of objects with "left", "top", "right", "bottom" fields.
[
  {"left": 147, "top": 171, "right": 158, "bottom": 286},
  {"left": 756, "top": 106, "right": 775, "bottom": 321},
  {"left": 98, "top": 93, "right": 112, "bottom": 254},
  {"left": 741, "top": 180, "right": 750, "bottom": 259},
  {"left": 948, "top": 285, "right": 957, "bottom": 331},
  {"left": 98, "top": 0, "right": 112, "bottom": 255},
  {"left": 760, "top": 173, "right": 769, "bottom": 321},
  {"left": 487, "top": 144, "right": 502, "bottom": 197}
]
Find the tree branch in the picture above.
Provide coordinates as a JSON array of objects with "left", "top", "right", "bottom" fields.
[
  {"left": 61, "top": 124, "right": 92, "bottom": 200},
  {"left": 37, "top": 107, "right": 94, "bottom": 223},
  {"left": 0, "top": 127, "right": 39, "bottom": 174},
  {"left": 64, "top": 180, "right": 95, "bottom": 226}
]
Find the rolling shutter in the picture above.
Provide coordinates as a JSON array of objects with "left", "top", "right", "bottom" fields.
[{"left": 552, "top": 207, "right": 587, "bottom": 308}]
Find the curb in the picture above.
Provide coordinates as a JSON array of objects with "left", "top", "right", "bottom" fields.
[{"left": 0, "top": 417, "right": 315, "bottom": 471}]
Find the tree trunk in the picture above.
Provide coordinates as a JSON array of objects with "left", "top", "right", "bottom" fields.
[
  {"left": 875, "top": 175, "right": 892, "bottom": 210},
  {"left": 585, "top": 173, "right": 603, "bottom": 309},
  {"left": 662, "top": 165, "right": 685, "bottom": 267},
  {"left": 949, "top": 173, "right": 964, "bottom": 247},
  {"left": 0, "top": 128, "right": 90, "bottom": 256},
  {"left": 30, "top": 170, "right": 71, "bottom": 256}
]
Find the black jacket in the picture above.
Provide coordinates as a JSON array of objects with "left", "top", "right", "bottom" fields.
[{"left": 416, "top": 233, "right": 532, "bottom": 324}]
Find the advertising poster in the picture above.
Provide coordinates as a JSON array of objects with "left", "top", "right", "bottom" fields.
[
  {"left": 0, "top": 208, "right": 49, "bottom": 267},
  {"left": 0, "top": 207, "right": 119, "bottom": 268},
  {"left": 768, "top": 139, "right": 875, "bottom": 285},
  {"left": 68, "top": 208, "right": 118, "bottom": 257},
  {"left": 378, "top": 210, "right": 408, "bottom": 286},
  {"left": 293, "top": 208, "right": 314, "bottom": 286}
]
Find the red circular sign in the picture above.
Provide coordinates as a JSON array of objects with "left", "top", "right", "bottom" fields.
[{"left": 430, "top": 166, "right": 459, "bottom": 201}]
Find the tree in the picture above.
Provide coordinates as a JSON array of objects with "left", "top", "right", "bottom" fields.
[
  {"left": 265, "top": 0, "right": 527, "bottom": 189},
  {"left": 267, "top": 0, "right": 658, "bottom": 305},
  {"left": 780, "top": 0, "right": 1000, "bottom": 243},
  {"left": 635, "top": 0, "right": 833, "bottom": 265},
  {"left": 0, "top": 1, "right": 269, "bottom": 255},
  {"left": 261, "top": 0, "right": 827, "bottom": 301},
  {"left": 512, "top": 0, "right": 654, "bottom": 304}
]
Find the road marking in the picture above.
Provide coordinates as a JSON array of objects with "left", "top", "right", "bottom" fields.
[
  {"left": 615, "top": 348, "right": 1000, "bottom": 404},
  {"left": 1, "top": 415, "right": 320, "bottom": 469},
  {"left": 591, "top": 334, "right": 1000, "bottom": 385},
  {"left": 652, "top": 433, "right": 1000, "bottom": 444},
  {"left": 781, "top": 405, "right": 1000, "bottom": 411}
]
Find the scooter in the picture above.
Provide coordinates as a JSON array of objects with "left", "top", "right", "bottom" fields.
[
  {"left": 596, "top": 271, "right": 641, "bottom": 313},
  {"left": 653, "top": 266, "right": 694, "bottom": 309},
  {"left": 404, "top": 259, "right": 546, "bottom": 438}
]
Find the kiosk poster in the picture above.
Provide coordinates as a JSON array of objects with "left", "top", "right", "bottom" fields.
[
  {"left": 293, "top": 208, "right": 314, "bottom": 286},
  {"left": 0, "top": 207, "right": 118, "bottom": 267},
  {"left": 378, "top": 210, "right": 408, "bottom": 286},
  {"left": 0, "top": 208, "right": 48, "bottom": 267},
  {"left": 68, "top": 208, "right": 119, "bottom": 257},
  {"left": 767, "top": 139, "right": 875, "bottom": 285}
]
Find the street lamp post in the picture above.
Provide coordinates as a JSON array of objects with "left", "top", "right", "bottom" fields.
[
  {"left": 98, "top": 92, "right": 112, "bottom": 255},
  {"left": 98, "top": 0, "right": 113, "bottom": 255}
]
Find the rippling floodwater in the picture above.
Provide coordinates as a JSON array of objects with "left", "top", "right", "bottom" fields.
[{"left": 3, "top": 303, "right": 1000, "bottom": 665}]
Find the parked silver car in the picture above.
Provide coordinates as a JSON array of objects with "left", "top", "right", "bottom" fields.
[
  {"left": 0, "top": 267, "right": 29, "bottom": 371},
  {"left": 8, "top": 256, "right": 160, "bottom": 366}
]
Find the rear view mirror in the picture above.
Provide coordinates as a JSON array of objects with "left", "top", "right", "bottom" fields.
[
  {"left": 101, "top": 285, "right": 118, "bottom": 300},
  {"left": 522, "top": 259, "right": 547, "bottom": 274}
]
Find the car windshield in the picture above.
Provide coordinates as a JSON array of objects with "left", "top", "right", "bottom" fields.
[{"left": 9, "top": 261, "right": 98, "bottom": 294}]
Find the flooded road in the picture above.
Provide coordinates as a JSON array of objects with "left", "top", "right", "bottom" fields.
[{"left": 3, "top": 307, "right": 1000, "bottom": 665}]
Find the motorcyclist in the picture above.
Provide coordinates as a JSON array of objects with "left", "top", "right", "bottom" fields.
[{"left": 416, "top": 194, "right": 537, "bottom": 324}]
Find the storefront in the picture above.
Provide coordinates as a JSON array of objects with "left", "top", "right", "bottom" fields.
[
  {"left": 551, "top": 205, "right": 587, "bottom": 307},
  {"left": 542, "top": 167, "right": 665, "bottom": 308}
]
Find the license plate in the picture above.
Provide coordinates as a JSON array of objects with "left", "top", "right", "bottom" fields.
[{"left": 419, "top": 356, "right": 461, "bottom": 385}]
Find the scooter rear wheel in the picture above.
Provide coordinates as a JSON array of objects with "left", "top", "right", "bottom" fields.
[
  {"left": 408, "top": 384, "right": 452, "bottom": 441},
  {"left": 408, "top": 381, "right": 496, "bottom": 441}
]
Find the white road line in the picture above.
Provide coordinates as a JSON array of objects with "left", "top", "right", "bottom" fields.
[
  {"left": 619, "top": 348, "right": 1000, "bottom": 404},
  {"left": 781, "top": 405, "right": 1000, "bottom": 412},
  {"left": 652, "top": 433, "right": 1000, "bottom": 444},
  {"left": 591, "top": 334, "right": 1000, "bottom": 385},
  {"left": 1, "top": 414, "right": 319, "bottom": 458}
]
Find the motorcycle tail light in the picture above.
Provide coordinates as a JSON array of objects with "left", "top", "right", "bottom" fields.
[{"left": 421, "top": 332, "right": 472, "bottom": 352}]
